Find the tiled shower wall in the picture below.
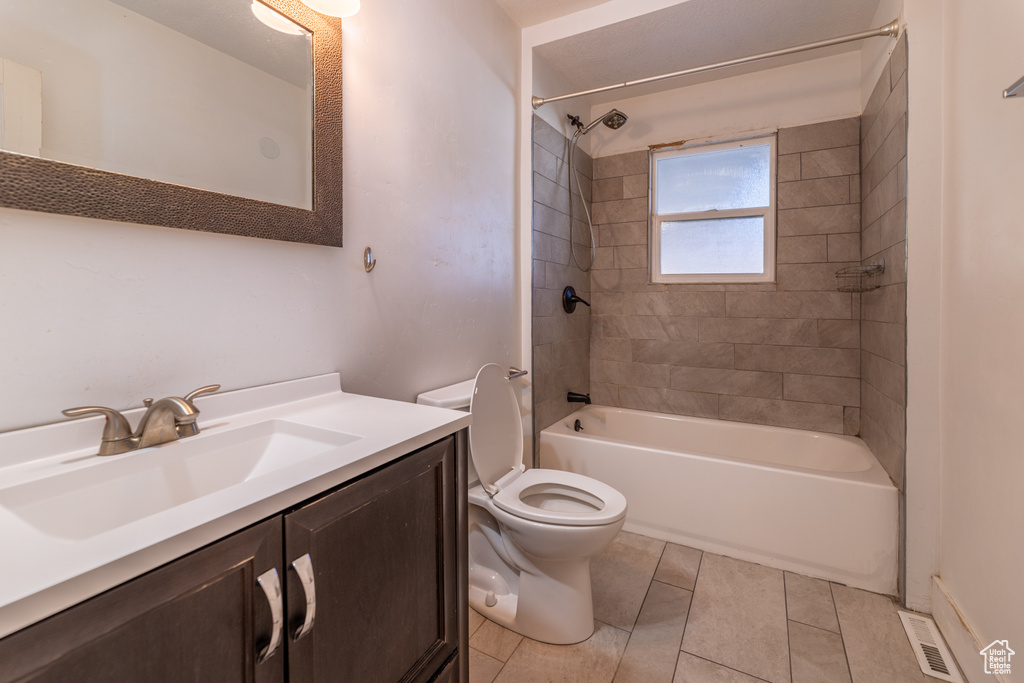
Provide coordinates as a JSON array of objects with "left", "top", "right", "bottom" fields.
[
  {"left": 588, "top": 118, "right": 863, "bottom": 435},
  {"left": 859, "top": 35, "right": 908, "bottom": 490},
  {"left": 531, "top": 116, "right": 593, "bottom": 438}
]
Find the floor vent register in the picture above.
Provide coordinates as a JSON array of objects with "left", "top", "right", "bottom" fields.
[{"left": 898, "top": 610, "right": 965, "bottom": 683}]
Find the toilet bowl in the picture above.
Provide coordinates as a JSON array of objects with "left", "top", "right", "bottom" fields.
[{"left": 421, "top": 364, "right": 627, "bottom": 645}]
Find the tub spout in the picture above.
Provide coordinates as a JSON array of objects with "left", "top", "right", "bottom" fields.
[{"left": 567, "top": 391, "right": 591, "bottom": 405}]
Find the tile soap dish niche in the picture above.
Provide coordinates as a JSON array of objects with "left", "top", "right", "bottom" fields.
[{"left": 836, "top": 259, "right": 885, "bottom": 293}]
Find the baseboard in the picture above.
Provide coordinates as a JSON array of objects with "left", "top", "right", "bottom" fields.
[{"left": 931, "top": 576, "right": 1009, "bottom": 683}]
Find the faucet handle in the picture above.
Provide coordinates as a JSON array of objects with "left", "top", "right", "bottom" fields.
[
  {"left": 61, "top": 406, "right": 134, "bottom": 455},
  {"left": 183, "top": 384, "right": 220, "bottom": 406}
]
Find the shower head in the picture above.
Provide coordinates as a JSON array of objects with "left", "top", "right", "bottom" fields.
[{"left": 570, "top": 109, "right": 629, "bottom": 136}]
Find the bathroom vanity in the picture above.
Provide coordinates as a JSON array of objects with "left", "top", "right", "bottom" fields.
[{"left": 0, "top": 375, "right": 470, "bottom": 682}]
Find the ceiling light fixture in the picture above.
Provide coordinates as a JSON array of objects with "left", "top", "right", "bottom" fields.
[
  {"left": 251, "top": 1, "right": 306, "bottom": 34},
  {"left": 300, "top": 0, "right": 360, "bottom": 18}
]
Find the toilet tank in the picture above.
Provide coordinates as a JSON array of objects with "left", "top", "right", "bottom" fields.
[
  {"left": 416, "top": 378, "right": 478, "bottom": 483},
  {"left": 415, "top": 378, "right": 475, "bottom": 411}
]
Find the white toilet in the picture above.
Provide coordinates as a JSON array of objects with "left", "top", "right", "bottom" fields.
[{"left": 419, "top": 364, "right": 627, "bottom": 645}]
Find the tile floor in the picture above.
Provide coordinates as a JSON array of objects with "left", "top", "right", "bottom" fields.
[{"left": 468, "top": 531, "right": 941, "bottom": 683}]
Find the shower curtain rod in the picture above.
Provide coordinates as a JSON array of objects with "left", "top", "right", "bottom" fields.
[{"left": 532, "top": 18, "right": 901, "bottom": 109}]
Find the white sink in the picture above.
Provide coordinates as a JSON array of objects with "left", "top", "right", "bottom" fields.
[{"left": 0, "top": 420, "right": 359, "bottom": 540}]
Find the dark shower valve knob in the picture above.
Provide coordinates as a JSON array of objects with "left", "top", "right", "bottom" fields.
[{"left": 562, "top": 286, "right": 591, "bottom": 313}]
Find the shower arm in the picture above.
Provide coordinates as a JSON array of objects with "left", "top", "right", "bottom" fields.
[{"left": 532, "top": 18, "right": 900, "bottom": 109}]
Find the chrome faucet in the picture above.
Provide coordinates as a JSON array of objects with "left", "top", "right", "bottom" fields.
[{"left": 62, "top": 385, "right": 220, "bottom": 456}]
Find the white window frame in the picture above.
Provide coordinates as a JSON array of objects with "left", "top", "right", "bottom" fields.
[{"left": 650, "top": 134, "right": 777, "bottom": 284}]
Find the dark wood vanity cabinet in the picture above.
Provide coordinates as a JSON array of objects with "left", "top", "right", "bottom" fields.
[{"left": 0, "top": 435, "right": 461, "bottom": 683}]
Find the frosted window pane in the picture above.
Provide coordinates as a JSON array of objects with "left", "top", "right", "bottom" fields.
[
  {"left": 656, "top": 144, "right": 770, "bottom": 214},
  {"left": 661, "top": 217, "right": 764, "bottom": 274}
]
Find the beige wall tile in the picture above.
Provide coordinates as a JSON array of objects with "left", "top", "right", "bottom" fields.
[
  {"left": 593, "top": 197, "right": 648, "bottom": 224},
  {"left": 592, "top": 336, "right": 632, "bottom": 362},
  {"left": 777, "top": 262, "right": 858, "bottom": 292},
  {"left": 726, "top": 291, "right": 852, "bottom": 319},
  {"left": 533, "top": 143, "right": 568, "bottom": 187},
  {"left": 844, "top": 407, "right": 861, "bottom": 436},
  {"left": 632, "top": 340, "right": 735, "bottom": 368},
  {"left": 862, "top": 382, "right": 905, "bottom": 448},
  {"left": 534, "top": 171, "right": 571, "bottom": 215},
  {"left": 618, "top": 385, "right": 719, "bottom": 418},
  {"left": 593, "top": 150, "right": 649, "bottom": 179},
  {"left": 862, "top": 350, "right": 906, "bottom": 405},
  {"left": 597, "top": 221, "right": 647, "bottom": 246},
  {"left": 879, "top": 199, "right": 907, "bottom": 252},
  {"left": 861, "top": 321, "right": 906, "bottom": 366},
  {"left": 778, "top": 118, "right": 859, "bottom": 154},
  {"left": 778, "top": 176, "right": 850, "bottom": 209},
  {"left": 861, "top": 282, "right": 906, "bottom": 325},
  {"left": 591, "top": 382, "right": 619, "bottom": 406},
  {"left": 594, "top": 177, "right": 623, "bottom": 202},
  {"left": 735, "top": 344, "right": 859, "bottom": 377},
  {"left": 861, "top": 62, "right": 891, "bottom": 141},
  {"left": 533, "top": 230, "right": 570, "bottom": 264},
  {"left": 778, "top": 235, "right": 828, "bottom": 264},
  {"left": 533, "top": 315, "right": 567, "bottom": 346},
  {"left": 533, "top": 201, "right": 570, "bottom": 240},
  {"left": 862, "top": 71, "right": 907, "bottom": 166},
  {"left": 594, "top": 291, "right": 725, "bottom": 317},
  {"left": 800, "top": 146, "right": 859, "bottom": 179},
  {"left": 532, "top": 259, "right": 545, "bottom": 289},
  {"left": 783, "top": 373, "right": 860, "bottom": 406},
  {"left": 817, "top": 319, "right": 860, "bottom": 349},
  {"left": 670, "top": 367, "right": 782, "bottom": 398},
  {"left": 699, "top": 317, "right": 819, "bottom": 346},
  {"left": 778, "top": 153, "right": 801, "bottom": 182},
  {"left": 778, "top": 204, "right": 860, "bottom": 236},
  {"left": 789, "top": 621, "right": 852, "bottom": 683},
  {"left": 533, "top": 115, "right": 569, "bottom": 159},
  {"left": 613, "top": 245, "right": 648, "bottom": 270},
  {"left": 592, "top": 359, "right": 671, "bottom": 387},
  {"left": 622, "top": 173, "right": 649, "bottom": 199},
  {"left": 785, "top": 572, "right": 840, "bottom": 632},
  {"left": 860, "top": 413, "right": 905, "bottom": 488},
  {"left": 862, "top": 116, "right": 906, "bottom": 197},
  {"left": 681, "top": 554, "right": 790, "bottom": 683},
  {"left": 594, "top": 315, "right": 699, "bottom": 342},
  {"left": 890, "top": 34, "right": 907, "bottom": 84},
  {"left": 592, "top": 267, "right": 657, "bottom": 293},
  {"left": 862, "top": 167, "right": 898, "bottom": 228},
  {"left": 827, "top": 233, "right": 860, "bottom": 262},
  {"left": 719, "top": 395, "right": 845, "bottom": 433}
]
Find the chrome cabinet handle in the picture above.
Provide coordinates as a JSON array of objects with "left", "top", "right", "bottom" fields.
[
  {"left": 256, "top": 568, "right": 284, "bottom": 663},
  {"left": 290, "top": 553, "right": 316, "bottom": 640}
]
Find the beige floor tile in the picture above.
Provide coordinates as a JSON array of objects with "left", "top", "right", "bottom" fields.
[
  {"left": 613, "top": 581, "right": 692, "bottom": 683},
  {"left": 470, "top": 648, "right": 506, "bottom": 683},
  {"left": 789, "top": 621, "right": 851, "bottom": 683},
  {"left": 592, "top": 531, "right": 666, "bottom": 631},
  {"left": 831, "top": 584, "right": 928, "bottom": 683},
  {"left": 470, "top": 619, "right": 524, "bottom": 662},
  {"left": 469, "top": 608, "right": 486, "bottom": 638},
  {"left": 681, "top": 553, "right": 791, "bottom": 683},
  {"left": 673, "top": 652, "right": 769, "bottom": 682},
  {"left": 785, "top": 572, "right": 840, "bottom": 632},
  {"left": 654, "top": 543, "right": 703, "bottom": 591},
  {"left": 494, "top": 621, "right": 630, "bottom": 683}
]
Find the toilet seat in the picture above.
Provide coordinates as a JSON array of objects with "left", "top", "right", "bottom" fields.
[
  {"left": 492, "top": 469, "right": 627, "bottom": 526},
  {"left": 470, "top": 364, "right": 626, "bottom": 527}
]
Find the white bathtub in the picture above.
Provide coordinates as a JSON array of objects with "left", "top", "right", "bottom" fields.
[{"left": 538, "top": 405, "right": 898, "bottom": 594}]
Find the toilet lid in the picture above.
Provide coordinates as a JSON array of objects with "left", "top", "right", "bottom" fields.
[{"left": 469, "top": 363, "right": 524, "bottom": 491}]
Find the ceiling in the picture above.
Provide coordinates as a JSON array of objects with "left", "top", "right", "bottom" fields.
[
  {"left": 494, "top": 0, "right": 615, "bottom": 28},
  {"left": 526, "top": 0, "right": 886, "bottom": 106}
]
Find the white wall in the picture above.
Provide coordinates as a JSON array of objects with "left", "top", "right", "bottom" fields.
[
  {"left": 936, "top": 0, "right": 1024, "bottom": 671},
  {"left": 0, "top": 0, "right": 520, "bottom": 434},
  {"left": 586, "top": 51, "right": 863, "bottom": 157}
]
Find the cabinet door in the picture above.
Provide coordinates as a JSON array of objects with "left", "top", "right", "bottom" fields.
[
  {"left": 0, "top": 518, "right": 284, "bottom": 683},
  {"left": 285, "top": 437, "right": 457, "bottom": 683}
]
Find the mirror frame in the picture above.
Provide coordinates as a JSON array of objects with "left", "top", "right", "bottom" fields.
[{"left": 0, "top": 0, "right": 342, "bottom": 247}]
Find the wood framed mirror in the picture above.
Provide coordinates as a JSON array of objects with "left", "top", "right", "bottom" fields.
[{"left": 0, "top": 0, "right": 342, "bottom": 247}]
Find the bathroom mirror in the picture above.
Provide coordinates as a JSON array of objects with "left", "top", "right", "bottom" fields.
[{"left": 0, "top": 0, "right": 343, "bottom": 246}]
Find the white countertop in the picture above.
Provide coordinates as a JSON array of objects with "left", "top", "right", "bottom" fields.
[{"left": 0, "top": 374, "right": 470, "bottom": 639}]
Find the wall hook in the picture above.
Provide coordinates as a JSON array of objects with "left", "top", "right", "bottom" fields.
[
  {"left": 562, "top": 286, "right": 591, "bottom": 314},
  {"left": 363, "top": 246, "right": 376, "bottom": 272}
]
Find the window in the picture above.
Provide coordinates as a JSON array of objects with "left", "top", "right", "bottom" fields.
[{"left": 650, "top": 135, "right": 776, "bottom": 283}]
